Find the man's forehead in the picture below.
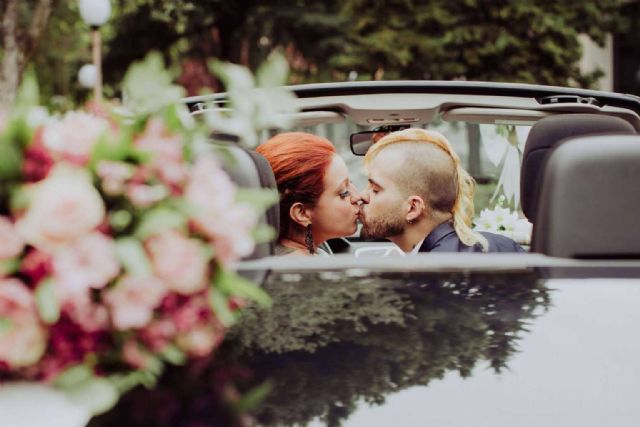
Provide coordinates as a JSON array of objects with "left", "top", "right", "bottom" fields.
[
  {"left": 367, "top": 152, "right": 403, "bottom": 189},
  {"left": 368, "top": 147, "right": 404, "bottom": 175}
]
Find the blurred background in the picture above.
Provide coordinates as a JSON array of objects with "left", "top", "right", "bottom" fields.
[{"left": 2, "top": 0, "right": 640, "bottom": 109}]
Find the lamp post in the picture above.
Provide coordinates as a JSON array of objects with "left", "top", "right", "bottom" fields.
[
  {"left": 78, "top": 0, "right": 111, "bottom": 102},
  {"left": 78, "top": 64, "right": 97, "bottom": 89}
]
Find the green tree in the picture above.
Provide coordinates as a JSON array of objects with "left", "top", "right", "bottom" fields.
[
  {"left": 0, "top": 0, "right": 57, "bottom": 107},
  {"left": 8, "top": 0, "right": 630, "bottom": 105},
  {"left": 330, "top": 0, "right": 627, "bottom": 86}
]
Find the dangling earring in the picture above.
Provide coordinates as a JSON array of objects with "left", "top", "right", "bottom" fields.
[{"left": 305, "top": 224, "right": 315, "bottom": 255}]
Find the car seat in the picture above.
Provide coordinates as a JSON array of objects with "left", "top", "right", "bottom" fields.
[
  {"left": 521, "top": 114, "right": 636, "bottom": 223},
  {"left": 532, "top": 134, "right": 640, "bottom": 258}
]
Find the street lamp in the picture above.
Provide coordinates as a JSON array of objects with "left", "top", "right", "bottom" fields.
[
  {"left": 78, "top": 64, "right": 97, "bottom": 89},
  {"left": 78, "top": 0, "right": 111, "bottom": 102}
]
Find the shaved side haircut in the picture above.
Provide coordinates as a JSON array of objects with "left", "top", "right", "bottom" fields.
[{"left": 365, "top": 128, "right": 489, "bottom": 251}]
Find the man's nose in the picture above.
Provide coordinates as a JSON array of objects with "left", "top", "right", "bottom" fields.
[
  {"left": 360, "top": 188, "right": 370, "bottom": 204},
  {"left": 348, "top": 183, "right": 363, "bottom": 205}
]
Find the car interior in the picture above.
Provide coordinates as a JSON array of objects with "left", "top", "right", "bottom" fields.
[{"left": 186, "top": 81, "right": 640, "bottom": 261}]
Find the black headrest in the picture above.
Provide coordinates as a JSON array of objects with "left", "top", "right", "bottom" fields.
[
  {"left": 247, "top": 150, "right": 280, "bottom": 243},
  {"left": 208, "top": 143, "right": 280, "bottom": 258},
  {"left": 532, "top": 134, "right": 640, "bottom": 258},
  {"left": 521, "top": 114, "right": 635, "bottom": 222}
]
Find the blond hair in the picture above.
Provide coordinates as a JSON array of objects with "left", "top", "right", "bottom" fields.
[{"left": 364, "top": 128, "right": 489, "bottom": 251}]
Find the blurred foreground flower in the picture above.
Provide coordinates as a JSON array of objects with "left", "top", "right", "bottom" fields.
[{"left": 0, "top": 51, "right": 280, "bottom": 423}]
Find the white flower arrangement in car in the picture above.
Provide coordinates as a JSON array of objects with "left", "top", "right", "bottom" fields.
[{"left": 473, "top": 196, "right": 533, "bottom": 245}]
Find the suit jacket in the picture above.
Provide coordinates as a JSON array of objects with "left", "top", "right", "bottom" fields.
[{"left": 418, "top": 221, "right": 525, "bottom": 253}]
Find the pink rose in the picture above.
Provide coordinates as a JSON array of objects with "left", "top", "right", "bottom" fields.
[
  {"left": 19, "top": 249, "right": 52, "bottom": 286},
  {"left": 188, "top": 203, "right": 257, "bottom": 266},
  {"left": 185, "top": 155, "right": 257, "bottom": 264},
  {"left": 52, "top": 232, "right": 120, "bottom": 301},
  {"left": 134, "top": 119, "right": 188, "bottom": 188},
  {"left": 122, "top": 339, "right": 154, "bottom": 370},
  {"left": 0, "top": 279, "right": 47, "bottom": 369},
  {"left": 185, "top": 155, "right": 236, "bottom": 213},
  {"left": 22, "top": 128, "right": 55, "bottom": 182},
  {"left": 61, "top": 293, "right": 109, "bottom": 332},
  {"left": 125, "top": 183, "right": 168, "bottom": 208},
  {"left": 146, "top": 230, "right": 209, "bottom": 295},
  {"left": 103, "top": 275, "right": 168, "bottom": 330},
  {"left": 0, "top": 216, "right": 24, "bottom": 260},
  {"left": 16, "top": 165, "right": 105, "bottom": 250},
  {"left": 139, "top": 318, "right": 177, "bottom": 352},
  {"left": 135, "top": 119, "right": 183, "bottom": 163},
  {"left": 96, "top": 160, "right": 134, "bottom": 195},
  {"left": 41, "top": 111, "right": 110, "bottom": 165},
  {"left": 176, "top": 324, "right": 223, "bottom": 358}
]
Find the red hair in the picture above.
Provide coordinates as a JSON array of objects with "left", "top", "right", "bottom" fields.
[{"left": 256, "top": 132, "right": 336, "bottom": 240}]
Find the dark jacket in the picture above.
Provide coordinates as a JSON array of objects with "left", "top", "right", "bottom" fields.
[{"left": 418, "top": 221, "right": 525, "bottom": 253}]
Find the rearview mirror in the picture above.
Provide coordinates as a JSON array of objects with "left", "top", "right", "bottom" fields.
[{"left": 349, "top": 125, "right": 410, "bottom": 155}]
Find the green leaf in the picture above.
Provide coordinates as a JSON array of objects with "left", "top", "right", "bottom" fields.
[
  {"left": 62, "top": 375, "right": 120, "bottom": 416},
  {"left": 160, "top": 344, "right": 186, "bottom": 365},
  {"left": 209, "top": 60, "right": 254, "bottom": 91},
  {"left": 54, "top": 364, "right": 93, "bottom": 389},
  {"left": 35, "top": 279, "right": 60, "bottom": 325},
  {"left": 134, "top": 208, "right": 187, "bottom": 240},
  {"left": 14, "top": 68, "right": 40, "bottom": 110},
  {"left": 252, "top": 224, "right": 276, "bottom": 244},
  {"left": 9, "top": 185, "right": 30, "bottom": 212},
  {"left": 122, "top": 51, "right": 185, "bottom": 115},
  {"left": 0, "top": 134, "right": 24, "bottom": 181},
  {"left": 0, "top": 317, "right": 12, "bottom": 334},
  {"left": 90, "top": 132, "right": 133, "bottom": 166},
  {"left": 115, "top": 237, "right": 153, "bottom": 277},
  {"left": 215, "top": 268, "right": 272, "bottom": 308},
  {"left": 0, "top": 257, "right": 20, "bottom": 276},
  {"left": 256, "top": 52, "right": 290, "bottom": 88},
  {"left": 233, "top": 381, "right": 273, "bottom": 415},
  {"left": 207, "top": 287, "right": 236, "bottom": 327},
  {"left": 109, "top": 210, "right": 133, "bottom": 231},
  {"left": 235, "top": 188, "right": 279, "bottom": 214}
]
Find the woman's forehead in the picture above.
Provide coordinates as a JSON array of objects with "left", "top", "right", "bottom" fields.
[{"left": 323, "top": 155, "right": 349, "bottom": 188}]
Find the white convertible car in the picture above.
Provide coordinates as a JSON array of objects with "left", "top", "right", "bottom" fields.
[{"left": 91, "top": 81, "right": 640, "bottom": 427}]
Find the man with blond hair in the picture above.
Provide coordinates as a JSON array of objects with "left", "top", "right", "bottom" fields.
[{"left": 359, "top": 128, "right": 523, "bottom": 253}]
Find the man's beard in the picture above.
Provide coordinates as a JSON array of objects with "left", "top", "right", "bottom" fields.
[{"left": 360, "top": 210, "right": 405, "bottom": 240}]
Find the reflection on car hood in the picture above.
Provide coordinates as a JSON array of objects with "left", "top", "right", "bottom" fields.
[
  {"left": 230, "top": 269, "right": 640, "bottom": 427},
  {"left": 91, "top": 266, "right": 640, "bottom": 427}
]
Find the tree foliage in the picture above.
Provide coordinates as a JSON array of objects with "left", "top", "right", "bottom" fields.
[
  {"left": 0, "top": 0, "right": 57, "bottom": 107},
  {"left": 4, "top": 0, "right": 629, "bottom": 104}
]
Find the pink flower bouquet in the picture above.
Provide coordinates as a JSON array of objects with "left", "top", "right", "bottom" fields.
[{"left": 0, "top": 89, "right": 272, "bottom": 416}]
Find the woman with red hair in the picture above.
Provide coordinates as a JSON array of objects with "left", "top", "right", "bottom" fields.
[{"left": 256, "top": 132, "right": 361, "bottom": 256}]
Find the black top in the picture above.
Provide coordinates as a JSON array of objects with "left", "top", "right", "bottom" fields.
[{"left": 418, "top": 221, "right": 524, "bottom": 253}]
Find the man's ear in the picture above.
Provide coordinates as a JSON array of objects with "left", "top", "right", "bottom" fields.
[
  {"left": 290, "top": 202, "right": 313, "bottom": 227},
  {"left": 406, "top": 195, "right": 426, "bottom": 223}
]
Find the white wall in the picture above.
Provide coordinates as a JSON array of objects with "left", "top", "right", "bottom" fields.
[{"left": 578, "top": 33, "right": 613, "bottom": 91}]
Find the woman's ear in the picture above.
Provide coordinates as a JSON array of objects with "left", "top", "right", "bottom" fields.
[
  {"left": 290, "top": 202, "right": 313, "bottom": 227},
  {"left": 406, "top": 195, "right": 426, "bottom": 223}
]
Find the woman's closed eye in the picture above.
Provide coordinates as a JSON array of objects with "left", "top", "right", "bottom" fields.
[{"left": 339, "top": 189, "right": 351, "bottom": 199}]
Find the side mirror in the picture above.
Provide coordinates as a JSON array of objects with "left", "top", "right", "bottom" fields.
[{"left": 349, "top": 125, "right": 411, "bottom": 155}]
